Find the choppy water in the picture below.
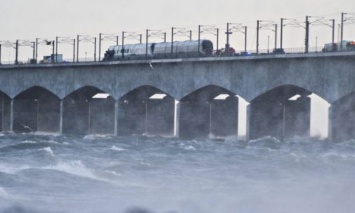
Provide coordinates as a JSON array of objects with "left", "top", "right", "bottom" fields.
[{"left": 0, "top": 134, "right": 355, "bottom": 213}]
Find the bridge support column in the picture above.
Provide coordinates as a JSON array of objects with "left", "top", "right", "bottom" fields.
[
  {"left": 245, "top": 104, "right": 251, "bottom": 142},
  {"left": 174, "top": 100, "right": 180, "bottom": 137},
  {"left": 114, "top": 100, "right": 119, "bottom": 136},
  {"left": 10, "top": 99, "right": 13, "bottom": 132},
  {"left": 0, "top": 94, "right": 11, "bottom": 132},
  {"left": 327, "top": 105, "right": 333, "bottom": 142},
  {"left": 331, "top": 96, "right": 355, "bottom": 142},
  {"left": 59, "top": 100, "right": 63, "bottom": 134}
]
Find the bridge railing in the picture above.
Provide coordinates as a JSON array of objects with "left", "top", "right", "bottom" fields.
[{"left": 1, "top": 46, "right": 355, "bottom": 66}]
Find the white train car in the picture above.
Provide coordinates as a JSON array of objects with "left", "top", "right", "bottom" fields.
[{"left": 102, "top": 40, "right": 213, "bottom": 61}]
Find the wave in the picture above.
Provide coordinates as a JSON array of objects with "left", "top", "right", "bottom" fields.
[
  {"left": 110, "top": 145, "right": 125, "bottom": 152},
  {"left": 40, "top": 147, "right": 54, "bottom": 157}
]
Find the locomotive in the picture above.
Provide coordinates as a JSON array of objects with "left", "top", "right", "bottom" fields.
[{"left": 102, "top": 39, "right": 213, "bottom": 61}]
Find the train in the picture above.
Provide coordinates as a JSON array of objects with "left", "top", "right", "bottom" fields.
[
  {"left": 102, "top": 39, "right": 213, "bottom": 61},
  {"left": 322, "top": 40, "right": 355, "bottom": 52}
]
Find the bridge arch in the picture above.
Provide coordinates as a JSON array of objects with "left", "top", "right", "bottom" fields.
[
  {"left": 62, "top": 86, "right": 115, "bottom": 135},
  {"left": 13, "top": 86, "right": 60, "bottom": 133},
  {"left": 117, "top": 85, "right": 175, "bottom": 136},
  {"left": 179, "top": 85, "right": 239, "bottom": 138},
  {"left": 249, "top": 84, "right": 330, "bottom": 141}
]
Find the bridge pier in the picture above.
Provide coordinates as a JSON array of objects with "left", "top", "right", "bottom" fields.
[
  {"left": 0, "top": 93, "right": 11, "bottom": 132},
  {"left": 330, "top": 94, "right": 355, "bottom": 142}
]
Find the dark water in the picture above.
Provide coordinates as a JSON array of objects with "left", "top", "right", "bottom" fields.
[{"left": 0, "top": 134, "right": 355, "bottom": 213}]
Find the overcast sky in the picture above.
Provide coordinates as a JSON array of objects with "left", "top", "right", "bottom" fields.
[{"left": 1, "top": 0, "right": 354, "bottom": 61}]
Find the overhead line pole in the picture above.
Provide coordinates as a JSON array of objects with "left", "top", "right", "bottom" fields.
[
  {"left": 280, "top": 18, "right": 283, "bottom": 49},
  {"left": 341, "top": 12, "right": 345, "bottom": 50}
]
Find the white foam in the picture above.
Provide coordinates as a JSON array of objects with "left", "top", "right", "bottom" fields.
[
  {"left": 41, "top": 147, "right": 54, "bottom": 157},
  {"left": 21, "top": 140, "right": 37, "bottom": 144},
  {"left": 44, "top": 160, "right": 102, "bottom": 181},
  {"left": 184, "top": 145, "right": 196, "bottom": 151},
  {"left": 110, "top": 146, "right": 125, "bottom": 152}
]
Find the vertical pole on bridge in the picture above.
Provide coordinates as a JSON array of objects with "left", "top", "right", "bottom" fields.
[
  {"left": 189, "top": 30, "right": 192, "bottom": 40},
  {"left": 116, "top": 36, "right": 119, "bottom": 45},
  {"left": 226, "top": 23, "right": 230, "bottom": 53},
  {"left": 340, "top": 12, "right": 344, "bottom": 51},
  {"left": 332, "top": 19, "right": 335, "bottom": 50},
  {"left": 280, "top": 18, "right": 283, "bottom": 50},
  {"left": 94, "top": 37, "right": 97, "bottom": 62},
  {"left": 77, "top": 35, "right": 80, "bottom": 62},
  {"left": 15, "top": 40, "right": 19, "bottom": 65},
  {"left": 305, "top": 16, "right": 309, "bottom": 53},
  {"left": 198, "top": 25, "right": 201, "bottom": 57},
  {"left": 55, "top": 37, "right": 58, "bottom": 63},
  {"left": 73, "top": 39, "right": 76, "bottom": 62},
  {"left": 171, "top": 27, "right": 174, "bottom": 58},
  {"left": 140, "top": 34, "right": 142, "bottom": 44},
  {"left": 216, "top": 28, "right": 219, "bottom": 53},
  {"left": 244, "top": 26, "right": 247, "bottom": 54},
  {"left": 164, "top": 32, "right": 166, "bottom": 42},
  {"left": 274, "top": 24, "right": 278, "bottom": 51},
  {"left": 35, "top": 38, "right": 38, "bottom": 62},
  {"left": 146, "top": 29, "right": 149, "bottom": 59},
  {"left": 256, "top": 20, "right": 260, "bottom": 55},
  {"left": 32, "top": 42, "right": 35, "bottom": 60},
  {"left": 99, "top": 33, "right": 101, "bottom": 61},
  {"left": 0, "top": 44, "right": 2, "bottom": 64},
  {"left": 122, "top": 32, "right": 125, "bottom": 59}
]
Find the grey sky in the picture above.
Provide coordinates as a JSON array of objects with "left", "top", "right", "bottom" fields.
[{"left": 1, "top": 0, "right": 354, "bottom": 60}]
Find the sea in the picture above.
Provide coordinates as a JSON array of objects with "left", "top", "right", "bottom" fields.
[{"left": 0, "top": 133, "right": 355, "bottom": 213}]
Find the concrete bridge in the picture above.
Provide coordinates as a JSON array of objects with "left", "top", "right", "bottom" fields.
[{"left": 0, "top": 52, "right": 354, "bottom": 142}]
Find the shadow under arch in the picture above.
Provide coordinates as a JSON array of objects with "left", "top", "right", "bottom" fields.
[
  {"left": 331, "top": 91, "right": 355, "bottom": 142},
  {"left": 249, "top": 84, "right": 313, "bottom": 141},
  {"left": 13, "top": 86, "right": 60, "bottom": 133},
  {"left": 0, "top": 91, "right": 11, "bottom": 132},
  {"left": 63, "top": 86, "right": 115, "bottom": 135},
  {"left": 117, "top": 85, "right": 175, "bottom": 136},
  {"left": 179, "top": 85, "right": 239, "bottom": 139}
]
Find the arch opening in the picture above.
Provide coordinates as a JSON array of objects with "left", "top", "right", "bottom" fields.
[
  {"left": 117, "top": 86, "right": 175, "bottom": 136},
  {"left": 13, "top": 86, "right": 60, "bottom": 133},
  {"left": 63, "top": 86, "right": 115, "bottom": 135},
  {"left": 179, "top": 85, "right": 239, "bottom": 139},
  {"left": 248, "top": 85, "right": 329, "bottom": 141},
  {"left": 331, "top": 92, "right": 355, "bottom": 142}
]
